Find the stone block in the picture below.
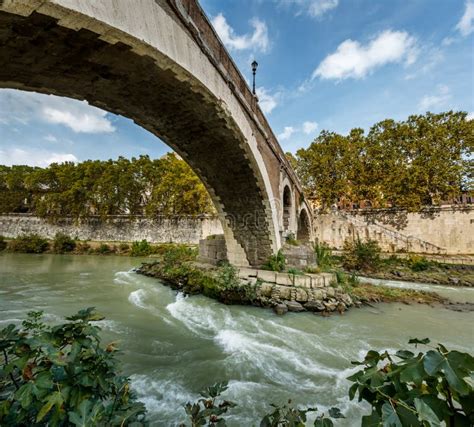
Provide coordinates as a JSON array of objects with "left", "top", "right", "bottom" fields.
[
  {"left": 238, "top": 268, "right": 258, "bottom": 279},
  {"left": 309, "top": 274, "right": 325, "bottom": 288},
  {"left": 293, "top": 275, "right": 312, "bottom": 288},
  {"left": 276, "top": 272, "right": 293, "bottom": 286},
  {"left": 321, "top": 273, "right": 336, "bottom": 287},
  {"left": 257, "top": 270, "right": 276, "bottom": 283}
]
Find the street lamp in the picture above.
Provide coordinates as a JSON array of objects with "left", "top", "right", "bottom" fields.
[{"left": 251, "top": 60, "right": 258, "bottom": 95}]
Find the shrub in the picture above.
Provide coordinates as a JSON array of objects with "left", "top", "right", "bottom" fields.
[
  {"left": 118, "top": 242, "right": 130, "bottom": 254},
  {"left": 95, "top": 243, "right": 113, "bottom": 255},
  {"left": 342, "top": 238, "right": 381, "bottom": 271},
  {"left": 0, "top": 236, "right": 6, "bottom": 252},
  {"left": 52, "top": 232, "right": 76, "bottom": 253},
  {"left": 8, "top": 234, "right": 49, "bottom": 253},
  {"left": 313, "top": 242, "right": 334, "bottom": 271},
  {"left": 262, "top": 250, "right": 286, "bottom": 272},
  {"left": 285, "top": 233, "right": 299, "bottom": 246},
  {"left": 183, "top": 381, "right": 343, "bottom": 427},
  {"left": 0, "top": 308, "right": 147, "bottom": 426},
  {"left": 408, "top": 254, "right": 431, "bottom": 272},
  {"left": 349, "top": 338, "right": 474, "bottom": 426},
  {"left": 75, "top": 241, "right": 91, "bottom": 254},
  {"left": 130, "top": 240, "right": 152, "bottom": 257}
]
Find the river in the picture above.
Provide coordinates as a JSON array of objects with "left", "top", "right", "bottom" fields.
[{"left": 1, "top": 254, "right": 473, "bottom": 426}]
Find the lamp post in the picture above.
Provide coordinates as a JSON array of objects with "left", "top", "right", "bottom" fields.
[{"left": 251, "top": 60, "right": 258, "bottom": 95}]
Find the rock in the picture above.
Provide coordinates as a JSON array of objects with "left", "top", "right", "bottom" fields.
[
  {"left": 337, "top": 302, "right": 347, "bottom": 314},
  {"left": 323, "top": 301, "right": 337, "bottom": 312},
  {"left": 341, "top": 294, "right": 353, "bottom": 307},
  {"left": 278, "top": 285, "right": 292, "bottom": 300},
  {"left": 448, "top": 277, "right": 460, "bottom": 285},
  {"left": 295, "top": 288, "right": 308, "bottom": 302},
  {"left": 326, "top": 287, "right": 336, "bottom": 298},
  {"left": 273, "top": 304, "right": 288, "bottom": 315},
  {"left": 259, "top": 282, "right": 274, "bottom": 297},
  {"left": 285, "top": 301, "right": 305, "bottom": 312},
  {"left": 391, "top": 270, "right": 402, "bottom": 277},
  {"left": 304, "top": 300, "right": 325, "bottom": 312}
]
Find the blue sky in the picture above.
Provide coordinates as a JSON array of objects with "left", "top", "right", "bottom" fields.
[{"left": 0, "top": 0, "right": 473, "bottom": 166}]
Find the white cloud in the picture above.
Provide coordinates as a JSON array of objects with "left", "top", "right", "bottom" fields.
[
  {"left": 42, "top": 106, "right": 114, "bottom": 133},
  {"left": 314, "top": 30, "right": 418, "bottom": 80},
  {"left": 466, "top": 112, "right": 474, "bottom": 120},
  {"left": 418, "top": 84, "right": 451, "bottom": 111},
  {"left": 0, "top": 89, "right": 115, "bottom": 133},
  {"left": 256, "top": 87, "right": 279, "bottom": 114},
  {"left": 302, "top": 121, "right": 318, "bottom": 134},
  {"left": 278, "top": 126, "right": 295, "bottom": 140},
  {"left": 211, "top": 13, "right": 269, "bottom": 52},
  {"left": 277, "top": 0, "right": 338, "bottom": 18},
  {"left": 0, "top": 148, "right": 78, "bottom": 167},
  {"left": 456, "top": 0, "right": 474, "bottom": 36},
  {"left": 43, "top": 134, "right": 58, "bottom": 143}
]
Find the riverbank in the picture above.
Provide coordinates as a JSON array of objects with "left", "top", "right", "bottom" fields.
[
  {"left": 346, "top": 259, "right": 474, "bottom": 287},
  {"left": 136, "top": 251, "right": 451, "bottom": 316}
]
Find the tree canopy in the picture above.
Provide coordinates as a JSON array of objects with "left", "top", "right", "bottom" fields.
[
  {"left": 0, "top": 154, "right": 214, "bottom": 219},
  {"left": 295, "top": 111, "right": 473, "bottom": 211}
]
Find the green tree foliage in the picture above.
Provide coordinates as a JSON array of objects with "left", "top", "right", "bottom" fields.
[
  {"left": 348, "top": 338, "right": 474, "bottom": 426},
  {"left": 342, "top": 239, "right": 381, "bottom": 271},
  {"left": 295, "top": 112, "right": 474, "bottom": 211},
  {"left": 8, "top": 234, "right": 49, "bottom": 253},
  {"left": 0, "top": 308, "right": 147, "bottom": 426},
  {"left": 0, "top": 154, "right": 214, "bottom": 219},
  {"left": 52, "top": 233, "right": 76, "bottom": 253}
]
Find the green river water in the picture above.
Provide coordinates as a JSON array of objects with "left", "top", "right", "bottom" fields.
[{"left": 1, "top": 254, "right": 473, "bottom": 426}]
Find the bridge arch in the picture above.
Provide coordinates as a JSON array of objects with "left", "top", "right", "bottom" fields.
[
  {"left": 0, "top": 0, "right": 287, "bottom": 266},
  {"left": 297, "top": 207, "right": 311, "bottom": 242}
]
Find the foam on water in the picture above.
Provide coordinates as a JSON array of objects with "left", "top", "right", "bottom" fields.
[{"left": 128, "top": 289, "right": 150, "bottom": 309}]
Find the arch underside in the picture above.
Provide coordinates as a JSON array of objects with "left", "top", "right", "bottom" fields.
[{"left": 0, "top": 9, "right": 275, "bottom": 265}]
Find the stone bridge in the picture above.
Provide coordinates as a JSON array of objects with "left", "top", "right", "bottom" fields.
[{"left": 0, "top": 0, "right": 312, "bottom": 266}]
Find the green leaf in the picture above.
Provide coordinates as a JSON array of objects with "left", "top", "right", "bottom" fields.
[
  {"left": 361, "top": 412, "right": 381, "bottom": 427},
  {"left": 381, "top": 403, "right": 402, "bottom": 427},
  {"left": 423, "top": 351, "right": 444, "bottom": 376},
  {"left": 37, "top": 391, "right": 63, "bottom": 422},
  {"left": 414, "top": 398, "right": 441, "bottom": 427},
  {"left": 15, "top": 382, "right": 34, "bottom": 409}
]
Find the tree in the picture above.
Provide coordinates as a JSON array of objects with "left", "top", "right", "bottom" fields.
[{"left": 295, "top": 111, "right": 474, "bottom": 212}]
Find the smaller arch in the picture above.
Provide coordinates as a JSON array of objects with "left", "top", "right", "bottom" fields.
[
  {"left": 297, "top": 208, "right": 311, "bottom": 242},
  {"left": 282, "top": 185, "right": 292, "bottom": 231}
]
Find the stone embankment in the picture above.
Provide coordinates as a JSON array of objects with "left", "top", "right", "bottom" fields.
[
  {"left": 137, "top": 262, "right": 355, "bottom": 316},
  {"left": 237, "top": 268, "right": 355, "bottom": 315}
]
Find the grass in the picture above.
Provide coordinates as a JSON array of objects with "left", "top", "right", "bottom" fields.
[{"left": 349, "top": 283, "right": 447, "bottom": 305}]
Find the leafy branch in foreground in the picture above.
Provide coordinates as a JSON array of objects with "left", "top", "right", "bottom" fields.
[
  {"left": 348, "top": 338, "right": 474, "bottom": 426},
  {"left": 0, "top": 308, "right": 147, "bottom": 426}
]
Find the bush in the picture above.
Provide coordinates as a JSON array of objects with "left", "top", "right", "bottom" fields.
[
  {"left": 0, "top": 308, "right": 147, "bottom": 426},
  {"left": 0, "top": 236, "right": 6, "bottom": 252},
  {"left": 313, "top": 242, "right": 333, "bottom": 271},
  {"left": 408, "top": 254, "right": 431, "bottom": 272},
  {"left": 349, "top": 338, "right": 474, "bottom": 425},
  {"left": 8, "top": 234, "right": 49, "bottom": 253},
  {"left": 262, "top": 250, "right": 286, "bottom": 272},
  {"left": 130, "top": 240, "right": 152, "bottom": 257},
  {"left": 118, "top": 243, "right": 130, "bottom": 254},
  {"left": 342, "top": 238, "right": 381, "bottom": 271},
  {"left": 95, "top": 243, "right": 114, "bottom": 255},
  {"left": 52, "top": 232, "right": 76, "bottom": 253},
  {"left": 75, "top": 241, "right": 91, "bottom": 254}
]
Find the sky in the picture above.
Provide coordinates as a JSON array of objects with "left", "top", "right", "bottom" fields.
[{"left": 0, "top": 0, "right": 473, "bottom": 166}]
